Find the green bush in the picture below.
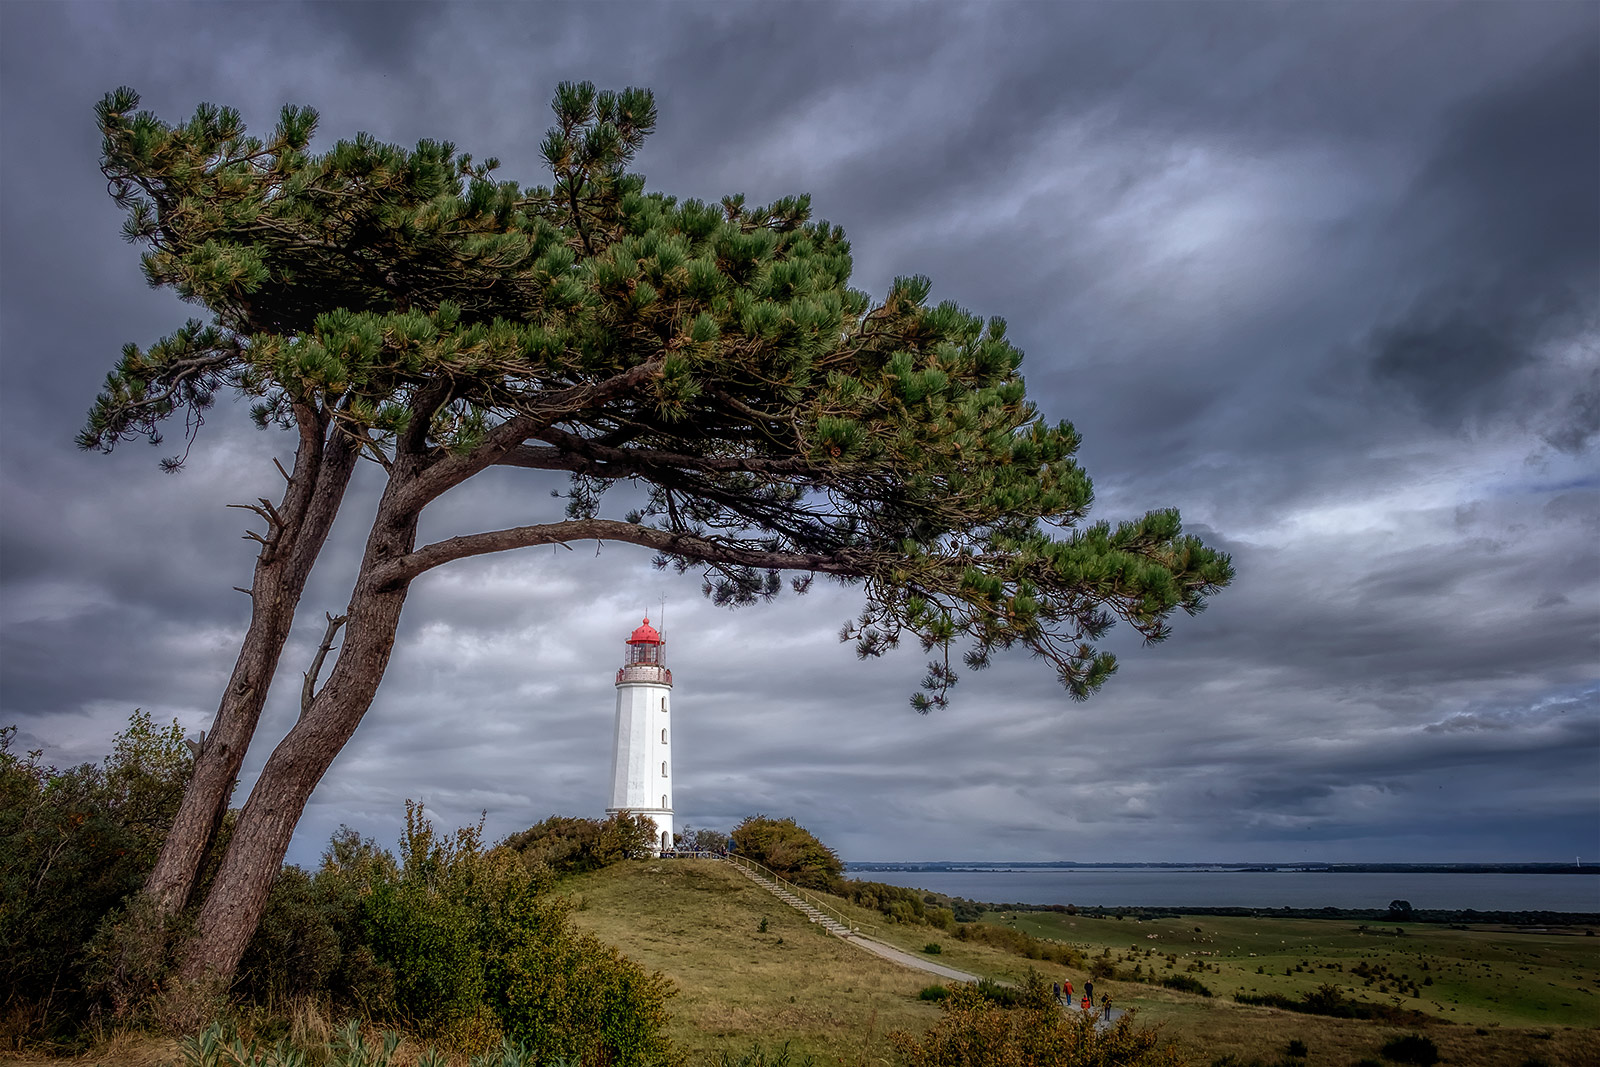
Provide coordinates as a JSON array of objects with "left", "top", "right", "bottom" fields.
[
  {"left": 500, "top": 812, "right": 656, "bottom": 873},
  {"left": 923, "top": 942, "right": 943, "bottom": 955},
  {"left": 840, "top": 880, "right": 957, "bottom": 930},
  {"left": 1286, "top": 1038, "right": 1308, "bottom": 1058},
  {"left": 0, "top": 712, "right": 192, "bottom": 1033},
  {"left": 893, "top": 984, "right": 1185, "bottom": 1066},
  {"left": 729, "top": 816, "right": 842, "bottom": 890},
  {"left": 237, "top": 803, "right": 675, "bottom": 1063},
  {"left": 1160, "top": 973, "right": 1213, "bottom": 997},
  {"left": 918, "top": 985, "right": 950, "bottom": 1001},
  {"left": 1234, "top": 984, "right": 1426, "bottom": 1025},
  {"left": 954, "top": 921, "right": 1083, "bottom": 967}
]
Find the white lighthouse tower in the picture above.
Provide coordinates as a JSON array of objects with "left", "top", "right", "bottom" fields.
[{"left": 606, "top": 617, "right": 674, "bottom": 853}]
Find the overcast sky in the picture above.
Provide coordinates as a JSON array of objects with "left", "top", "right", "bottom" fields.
[{"left": 2, "top": 1, "right": 1596, "bottom": 869}]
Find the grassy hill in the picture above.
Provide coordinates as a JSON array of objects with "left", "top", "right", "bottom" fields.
[
  {"left": 561, "top": 858, "right": 941, "bottom": 1061},
  {"left": 565, "top": 859, "right": 1600, "bottom": 1066}
]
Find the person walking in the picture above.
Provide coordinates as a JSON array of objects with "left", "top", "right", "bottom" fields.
[
  {"left": 1102, "top": 993, "right": 1112, "bottom": 1021},
  {"left": 1080, "top": 993, "right": 1090, "bottom": 1013},
  {"left": 1053, "top": 981, "right": 1061, "bottom": 1001},
  {"left": 1064, "top": 979, "right": 1073, "bottom": 1001},
  {"left": 1085, "top": 979, "right": 1094, "bottom": 1002}
]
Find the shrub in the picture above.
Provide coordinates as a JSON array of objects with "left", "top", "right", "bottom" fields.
[
  {"left": 892, "top": 985, "right": 1185, "bottom": 1066},
  {"left": 918, "top": 985, "right": 950, "bottom": 1001},
  {"left": 954, "top": 921, "right": 1084, "bottom": 967},
  {"left": 1286, "top": 1038, "right": 1308, "bottom": 1058},
  {"left": 1, "top": 712, "right": 193, "bottom": 1032},
  {"left": 729, "top": 816, "right": 842, "bottom": 889},
  {"left": 1160, "top": 973, "right": 1213, "bottom": 997},
  {"left": 712, "top": 1043, "right": 816, "bottom": 1067},
  {"left": 923, "top": 942, "right": 942, "bottom": 955},
  {"left": 500, "top": 812, "right": 655, "bottom": 873},
  {"left": 1380, "top": 1034, "right": 1439, "bottom": 1066},
  {"left": 237, "top": 804, "right": 675, "bottom": 1063},
  {"left": 1234, "top": 984, "right": 1427, "bottom": 1025},
  {"left": 840, "top": 880, "right": 959, "bottom": 930}
]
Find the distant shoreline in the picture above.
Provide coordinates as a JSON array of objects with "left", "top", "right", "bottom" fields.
[{"left": 847, "top": 862, "right": 1598, "bottom": 875}]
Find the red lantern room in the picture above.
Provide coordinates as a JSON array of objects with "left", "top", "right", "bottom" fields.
[{"left": 624, "top": 616, "right": 666, "bottom": 667}]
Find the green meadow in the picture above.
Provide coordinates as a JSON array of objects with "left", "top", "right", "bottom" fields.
[
  {"left": 992, "top": 909, "right": 1600, "bottom": 1030},
  {"left": 556, "top": 860, "right": 1600, "bottom": 1065}
]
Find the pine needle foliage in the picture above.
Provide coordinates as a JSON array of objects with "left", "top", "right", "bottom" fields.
[{"left": 84, "top": 82, "right": 1232, "bottom": 708}]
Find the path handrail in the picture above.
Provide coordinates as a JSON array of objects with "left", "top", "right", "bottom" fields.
[{"left": 723, "top": 853, "right": 877, "bottom": 937}]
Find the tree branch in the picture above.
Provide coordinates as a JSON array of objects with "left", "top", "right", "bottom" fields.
[
  {"left": 375, "top": 518, "right": 868, "bottom": 588},
  {"left": 397, "top": 359, "right": 667, "bottom": 514},
  {"left": 301, "top": 612, "right": 348, "bottom": 718},
  {"left": 498, "top": 433, "right": 827, "bottom": 478}
]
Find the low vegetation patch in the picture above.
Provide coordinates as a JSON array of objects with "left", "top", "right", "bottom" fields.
[
  {"left": 841, "top": 880, "right": 956, "bottom": 929},
  {"left": 1161, "top": 973, "right": 1213, "bottom": 996},
  {"left": 892, "top": 984, "right": 1183, "bottom": 1067},
  {"left": 1234, "top": 984, "right": 1427, "bottom": 1025},
  {"left": 955, "top": 919, "right": 1084, "bottom": 967},
  {"left": 1379, "top": 1033, "right": 1440, "bottom": 1065}
]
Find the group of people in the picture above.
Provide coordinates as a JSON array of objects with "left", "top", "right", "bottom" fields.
[{"left": 1052, "top": 979, "right": 1113, "bottom": 1021}]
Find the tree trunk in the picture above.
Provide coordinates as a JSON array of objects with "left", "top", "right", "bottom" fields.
[
  {"left": 178, "top": 477, "right": 420, "bottom": 983},
  {"left": 143, "top": 416, "right": 358, "bottom": 918}
]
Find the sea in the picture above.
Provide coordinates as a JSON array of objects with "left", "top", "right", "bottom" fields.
[{"left": 844, "top": 866, "right": 1600, "bottom": 913}]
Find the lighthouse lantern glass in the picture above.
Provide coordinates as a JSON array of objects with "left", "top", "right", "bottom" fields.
[{"left": 627, "top": 641, "right": 662, "bottom": 665}]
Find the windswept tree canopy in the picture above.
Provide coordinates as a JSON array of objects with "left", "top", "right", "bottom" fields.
[{"left": 85, "top": 82, "right": 1231, "bottom": 708}]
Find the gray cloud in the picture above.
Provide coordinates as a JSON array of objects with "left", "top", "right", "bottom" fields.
[{"left": 2, "top": 1, "right": 1596, "bottom": 867}]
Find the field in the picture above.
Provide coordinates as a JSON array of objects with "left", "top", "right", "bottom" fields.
[
  {"left": 993, "top": 909, "right": 1600, "bottom": 1028},
  {"left": 566, "top": 860, "right": 1600, "bottom": 1066}
]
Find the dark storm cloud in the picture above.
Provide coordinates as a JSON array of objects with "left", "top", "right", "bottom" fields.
[
  {"left": 2, "top": 1, "right": 1596, "bottom": 865},
  {"left": 1367, "top": 40, "right": 1600, "bottom": 439}
]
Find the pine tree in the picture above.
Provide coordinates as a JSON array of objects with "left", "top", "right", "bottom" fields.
[{"left": 86, "top": 82, "right": 1232, "bottom": 983}]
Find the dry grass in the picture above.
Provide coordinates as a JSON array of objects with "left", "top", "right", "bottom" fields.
[
  {"left": 0, "top": 1030, "right": 176, "bottom": 1067},
  {"left": 563, "top": 859, "right": 942, "bottom": 1062}
]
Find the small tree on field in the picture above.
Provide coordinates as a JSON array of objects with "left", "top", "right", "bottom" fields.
[
  {"left": 730, "top": 815, "right": 844, "bottom": 890},
  {"left": 86, "top": 81, "right": 1232, "bottom": 984}
]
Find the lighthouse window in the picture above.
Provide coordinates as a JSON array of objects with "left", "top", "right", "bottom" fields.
[
  {"left": 662, "top": 794, "right": 668, "bottom": 809},
  {"left": 661, "top": 728, "right": 668, "bottom": 744},
  {"left": 661, "top": 761, "right": 668, "bottom": 776},
  {"left": 661, "top": 698, "right": 667, "bottom": 712}
]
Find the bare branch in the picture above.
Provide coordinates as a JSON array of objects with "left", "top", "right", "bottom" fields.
[{"left": 301, "top": 612, "right": 348, "bottom": 717}]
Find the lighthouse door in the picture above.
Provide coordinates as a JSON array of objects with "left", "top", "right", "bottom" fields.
[{"left": 661, "top": 830, "right": 671, "bottom": 852}]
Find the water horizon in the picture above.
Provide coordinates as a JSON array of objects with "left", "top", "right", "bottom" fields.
[{"left": 843, "top": 864, "right": 1600, "bottom": 912}]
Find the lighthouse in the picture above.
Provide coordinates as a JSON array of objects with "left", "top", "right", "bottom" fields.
[{"left": 606, "top": 617, "right": 674, "bottom": 853}]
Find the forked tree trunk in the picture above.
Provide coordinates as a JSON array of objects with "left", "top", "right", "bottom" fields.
[
  {"left": 143, "top": 415, "right": 358, "bottom": 918},
  {"left": 178, "top": 479, "right": 421, "bottom": 982}
]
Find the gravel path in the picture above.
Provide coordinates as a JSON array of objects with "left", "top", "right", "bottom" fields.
[
  {"left": 847, "top": 934, "right": 983, "bottom": 983},
  {"left": 843, "top": 934, "right": 1125, "bottom": 1026}
]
